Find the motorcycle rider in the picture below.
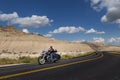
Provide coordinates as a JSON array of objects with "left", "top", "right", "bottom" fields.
[
  {"left": 48, "top": 46, "right": 55, "bottom": 61},
  {"left": 38, "top": 46, "right": 60, "bottom": 65}
]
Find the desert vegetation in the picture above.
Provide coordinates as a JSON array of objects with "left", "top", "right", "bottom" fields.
[
  {"left": 0, "top": 51, "right": 94, "bottom": 65},
  {"left": 0, "top": 57, "right": 37, "bottom": 65},
  {"left": 108, "top": 51, "right": 120, "bottom": 55},
  {"left": 61, "top": 51, "right": 93, "bottom": 59}
]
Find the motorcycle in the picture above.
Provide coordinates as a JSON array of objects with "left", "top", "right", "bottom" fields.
[{"left": 38, "top": 50, "right": 61, "bottom": 65}]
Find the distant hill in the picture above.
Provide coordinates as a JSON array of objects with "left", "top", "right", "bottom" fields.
[
  {"left": 0, "top": 26, "right": 94, "bottom": 54},
  {"left": 82, "top": 42, "right": 120, "bottom": 51},
  {"left": 0, "top": 25, "right": 120, "bottom": 59}
]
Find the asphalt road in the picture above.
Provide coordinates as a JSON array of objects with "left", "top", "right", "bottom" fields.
[{"left": 0, "top": 52, "right": 120, "bottom": 80}]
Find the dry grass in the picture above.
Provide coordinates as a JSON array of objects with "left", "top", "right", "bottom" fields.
[
  {"left": 61, "top": 52, "right": 94, "bottom": 59},
  {"left": 108, "top": 51, "right": 120, "bottom": 55},
  {"left": 0, "top": 52, "right": 94, "bottom": 65},
  {"left": 0, "top": 57, "right": 37, "bottom": 65}
]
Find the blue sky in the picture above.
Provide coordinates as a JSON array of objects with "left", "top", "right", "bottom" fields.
[{"left": 0, "top": 0, "right": 120, "bottom": 45}]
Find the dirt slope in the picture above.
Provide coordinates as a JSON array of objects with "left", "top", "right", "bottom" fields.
[
  {"left": 82, "top": 42, "right": 120, "bottom": 51},
  {"left": 0, "top": 26, "right": 119, "bottom": 55},
  {"left": 0, "top": 26, "right": 93, "bottom": 54}
]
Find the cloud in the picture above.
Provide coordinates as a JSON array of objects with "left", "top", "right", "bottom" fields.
[
  {"left": 101, "top": 7, "right": 120, "bottom": 23},
  {"left": 85, "top": 28, "right": 105, "bottom": 34},
  {"left": 44, "top": 26, "right": 85, "bottom": 37},
  {"left": 49, "top": 26, "right": 85, "bottom": 34},
  {"left": 108, "top": 37, "right": 120, "bottom": 43},
  {"left": 22, "top": 28, "right": 29, "bottom": 33},
  {"left": 45, "top": 26, "right": 105, "bottom": 37},
  {"left": 90, "top": 0, "right": 120, "bottom": 24},
  {"left": 0, "top": 12, "right": 53, "bottom": 27},
  {"left": 90, "top": 0, "right": 102, "bottom": 11},
  {"left": 0, "top": 12, "right": 18, "bottom": 21},
  {"left": 93, "top": 37, "right": 105, "bottom": 43},
  {"left": 44, "top": 33, "right": 53, "bottom": 37},
  {"left": 11, "top": 15, "right": 53, "bottom": 27},
  {"left": 86, "top": 28, "right": 96, "bottom": 33},
  {"left": 90, "top": 0, "right": 100, "bottom": 6},
  {"left": 72, "top": 40, "right": 86, "bottom": 43}
]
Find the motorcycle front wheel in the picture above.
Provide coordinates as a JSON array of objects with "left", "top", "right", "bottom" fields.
[{"left": 38, "top": 56, "right": 45, "bottom": 65}]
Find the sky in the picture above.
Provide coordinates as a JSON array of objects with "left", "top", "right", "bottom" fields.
[{"left": 0, "top": 0, "right": 120, "bottom": 45}]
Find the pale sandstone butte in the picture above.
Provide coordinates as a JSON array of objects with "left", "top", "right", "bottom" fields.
[{"left": 0, "top": 26, "right": 94, "bottom": 54}]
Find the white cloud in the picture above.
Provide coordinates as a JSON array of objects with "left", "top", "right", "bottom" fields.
[
  {"left": 86, "top": 28, "right": 96, "bottom": 33},
  {"left": 90, "top": 0, "right": 100, "bottom": 6},
  {"left": 72, "top": 40, "right": 85, "bottom": 43},
  {"left": 49, "top": 26, "right": 85, "bottom": 34},
  {"left": 0, "top": 12, "right": 52, "bottom": 27},
  {"left": 86, "top": 28, "right": 105, "bottom": 34},
  {"left": 90, "top": 0, "right": 102, "bottom": 11},
  {"left": 108, "top": 37, "right": 120, "bottom": 43},
  {"left": 44, "top": 26, "right": 85, "bottom": 37},
  {"left": 90, "top": 0, "right": 120, "bottom": 24},
  {"left": 101, "top": 7, "right": 120, "bottom": 23},
  {"left": 22, "top": 28, "right": 29, "bottom": 33},
  {"left": 11, "top": 15, "right": 53, "bottom": 27},
  {"left": 0, "top": 12, "right": 18, "bottom": 21},
  {"left": 93, "top": 37, "right": 105, "bottom": 43},
  {"left": 45, "top": 26, "right": 105, "bottom": 37},
  {"left": 44, "top": 33, "right": 53, "bottom": 37},
  {"left": 96, "top": 31, "right": 105, "bottom": 34}
]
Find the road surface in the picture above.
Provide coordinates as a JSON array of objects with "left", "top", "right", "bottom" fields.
[{"left": 0, "top": 52, "right": 120, "bottom": 80}]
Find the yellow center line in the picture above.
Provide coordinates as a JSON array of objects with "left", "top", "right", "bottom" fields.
[{"left": 0, "top": 53, "right": 104, "bottom": 79}]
